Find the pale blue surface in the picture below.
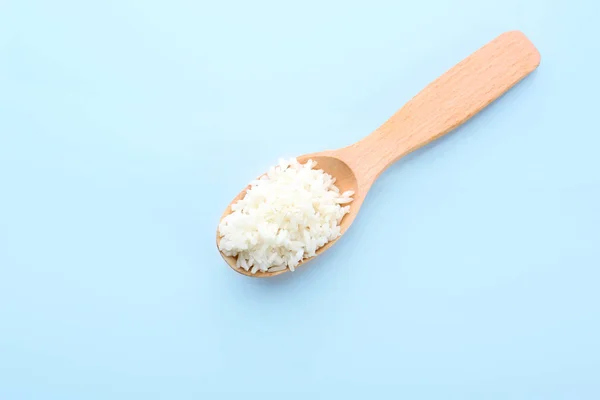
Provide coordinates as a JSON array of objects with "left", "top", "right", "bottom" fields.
[{"left": 1, "top": 0, "right": 599, "bottom": 398}]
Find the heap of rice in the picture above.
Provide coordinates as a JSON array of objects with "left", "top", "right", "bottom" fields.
[{"left": 218, "top": 158, "right": 354, "bottom": 274}]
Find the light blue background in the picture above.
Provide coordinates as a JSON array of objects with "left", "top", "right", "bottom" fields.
[{"left": 1, "top": 0, "right": 598, "bottom": 398}]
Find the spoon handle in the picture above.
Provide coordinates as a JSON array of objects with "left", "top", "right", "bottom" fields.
[{"left": 343, "top": 30, "right": 540, "bottom": 186}]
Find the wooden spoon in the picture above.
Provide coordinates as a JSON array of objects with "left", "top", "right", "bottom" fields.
[{"left": 217, "top": 30, "right": 540, "bottom": 277}]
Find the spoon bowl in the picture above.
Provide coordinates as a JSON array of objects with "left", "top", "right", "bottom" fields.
[
  {"left": 217, "top": 153, "right": 360, "bottom": 277},
  {"left": 217, "top": 31, "right": 540, "bottom": 277}
]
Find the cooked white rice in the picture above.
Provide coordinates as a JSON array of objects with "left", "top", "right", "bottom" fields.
[{"left": 218, "top": 158, "right": 354, "bottom": 274}]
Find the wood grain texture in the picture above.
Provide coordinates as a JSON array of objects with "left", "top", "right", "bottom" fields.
[{"left": 218, "top": 30, "right": 540, "bottom": 277}]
